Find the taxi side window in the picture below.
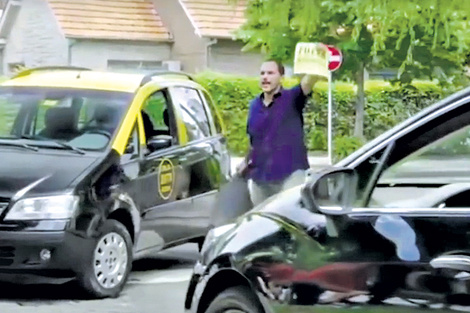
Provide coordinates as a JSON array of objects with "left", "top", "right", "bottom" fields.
[
  {"left": 170, "top": 87, "right": 211, "bottom": 141},
  {"left": 141, "top": 90, "right": 178, "bottom": 145},
  {"left": 200, "top": 90, "right": 223, "bottom": 135}
]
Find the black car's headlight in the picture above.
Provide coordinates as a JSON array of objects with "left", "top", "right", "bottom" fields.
[{"left": 4, "top": 195, "right": 79, "bottom": 220}]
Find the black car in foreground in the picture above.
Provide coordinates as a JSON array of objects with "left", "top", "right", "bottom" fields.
[{"left": 185, "top": 85, "right": 470, "bottom": 313}]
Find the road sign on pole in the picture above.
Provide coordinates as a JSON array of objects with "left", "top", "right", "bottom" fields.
[
  {"left": 326, "top": 45, "right": 342, "bottom": 165},
  {"left": 293, "top": 42, "right": 343, "bottom": 166},
  {"left": 327, "top": 45, "right": 343, "bottom": 71}
]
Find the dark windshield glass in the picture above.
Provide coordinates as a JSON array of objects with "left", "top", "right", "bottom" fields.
[{"left": 0, "top": 86, "right": 133, "bottom": 151}]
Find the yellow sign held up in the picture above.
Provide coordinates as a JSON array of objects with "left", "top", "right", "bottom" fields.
[{"left": 293, "top": 42, "right": 329, "bottom": 78}]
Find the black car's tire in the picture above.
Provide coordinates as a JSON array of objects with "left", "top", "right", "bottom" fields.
[
  {"left": 76, "top": 219, "right": 133, "bottom": 299},
  {"left": 205, "top": 286, "right": 263, "bottom": 313}
]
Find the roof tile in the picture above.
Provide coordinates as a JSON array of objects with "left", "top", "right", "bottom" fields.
[
  {"left": 47, "top": 0, "right": 172, "bottom": 41},
  {"left": 180, "top": 0, "right": 247, "bottom": 38}
]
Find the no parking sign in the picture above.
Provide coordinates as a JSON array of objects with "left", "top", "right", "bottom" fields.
[{"left": 294, "top": 42, "right": 343, "bottom": 166}]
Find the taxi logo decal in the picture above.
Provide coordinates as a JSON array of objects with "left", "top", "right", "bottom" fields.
[{"left": 158, "top": 158, "right": 175, "bottom": 200}]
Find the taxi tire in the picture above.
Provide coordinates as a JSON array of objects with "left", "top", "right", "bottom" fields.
[
  {"left": 205, "top": 286, "right": 263, "bottom": 313},
  {"left": 77, "top": 219, "right": 133, "bottom": 299}
]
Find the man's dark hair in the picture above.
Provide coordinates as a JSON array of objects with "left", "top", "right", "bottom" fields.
[{"left": 264, "top": 58, "right": 285, "bottom": 76}]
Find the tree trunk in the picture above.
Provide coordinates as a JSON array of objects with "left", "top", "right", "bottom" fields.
[{"left": 354, "top": 62, "right": 365, "bottom": 139}]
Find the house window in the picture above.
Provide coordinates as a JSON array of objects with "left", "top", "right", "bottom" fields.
[
  {"left": 8, "top": 62, "right": 25, "bottom": 74},
  {"left": 107, "top": 60, "right": 164, "bottom": 73}
]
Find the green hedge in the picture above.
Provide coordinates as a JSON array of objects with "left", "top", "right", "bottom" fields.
[{"left": 194, "top": 71, "right": 455, "bottom": 160}]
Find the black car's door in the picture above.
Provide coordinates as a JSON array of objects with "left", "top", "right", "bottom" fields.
[
  {"left": 357, "top": 105, "right": 470, "bottom": 260},
  {"left": 129, "top": 89, "right": 193, "bottom": 253},
  {"left": 168, "top": 86, "right": 229, "bottom": 236},
  {"left": 260, "top": 97, "right": 470, "bottom": 311},
  {"left": 305, "top": 97, "right": 470, "bottom": 308}
]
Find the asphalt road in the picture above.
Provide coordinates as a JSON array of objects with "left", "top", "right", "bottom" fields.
[{"left": 0, "top": 243, "right": 200, "bottom": 313}]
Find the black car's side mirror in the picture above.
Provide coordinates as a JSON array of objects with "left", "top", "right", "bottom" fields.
[
  {"left": 147, "top": 135, "right": 172, "bottom": 153},
  {"left": 301, "top": 168, "right": 357, "bottom": 215}
]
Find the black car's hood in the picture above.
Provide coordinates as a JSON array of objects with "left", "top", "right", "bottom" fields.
[
  {"left": 0, "top": 149, "right": 100, "bottom": 199},
  {"left": 201, "top": 185, "right": 328, "bottom": 265}
]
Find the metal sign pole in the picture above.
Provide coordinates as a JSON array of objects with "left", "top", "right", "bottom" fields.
[{"left": 328, "top": 70, "right": 333, "bottom": 165}]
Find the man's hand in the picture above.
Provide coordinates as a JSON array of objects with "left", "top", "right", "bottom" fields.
[
  {"left": 301, "top": 74, "right": 328, "bottom": 96},
  {"left": 235, "top": 157, "right": 251, "bottom": 177}
]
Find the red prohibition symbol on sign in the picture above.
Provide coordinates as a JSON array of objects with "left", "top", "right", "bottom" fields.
[{"left": 327, "top": 45, "right": 343, "bottom": 72}]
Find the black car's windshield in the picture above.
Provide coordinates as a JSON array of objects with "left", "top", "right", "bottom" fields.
[{"left": 0, "top": 86, "right": 133, "bottom": 152}]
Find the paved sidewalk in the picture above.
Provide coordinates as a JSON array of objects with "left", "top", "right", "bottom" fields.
[{"left": 230, "top": 154, "right": 331, "bottom": 175}]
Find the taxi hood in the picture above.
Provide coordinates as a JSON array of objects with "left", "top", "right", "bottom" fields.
[{"left": 0, "top": 149, "right": 101, "bottom": 199}]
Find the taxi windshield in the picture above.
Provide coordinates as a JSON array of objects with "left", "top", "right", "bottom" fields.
[{"left": 0, "top": 86, "right": 133, "bottom": 152}]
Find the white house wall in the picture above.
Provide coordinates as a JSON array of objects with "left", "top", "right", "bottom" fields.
[
  {"left": 209, "top": 39, "right": 263, "bottom": 76},
  {"left": 69, "top": 40, "right": 172, "bottom": 71},
  {"left": 3, "top": 0, "right": 68, "bottom": 73}
]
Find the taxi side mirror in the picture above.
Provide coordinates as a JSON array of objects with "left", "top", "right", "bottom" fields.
[
  {"left": 147, "top": 135, "right": 172, "bottom": 153},
  {"left": 125, "top": 143, "right": 134, "bottom": 154}
]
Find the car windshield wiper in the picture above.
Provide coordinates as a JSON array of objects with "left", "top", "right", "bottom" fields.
[
  {"left": 19, "top": 135, "right": 85, "bottom": 155},
  {"left": 0, "top": 140, "right": 39, "bottom": 151},
  {"left": 52, "top": 140, "right": 86, "bottom": 155}
]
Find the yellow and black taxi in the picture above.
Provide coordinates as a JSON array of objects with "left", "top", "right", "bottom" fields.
[{"left": 0, "top": 66, "right": 230, "bottom": 298}]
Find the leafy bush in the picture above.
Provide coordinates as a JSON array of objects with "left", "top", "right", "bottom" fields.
[
  {"left": 333, "top": 136, "right": 365, "bottom": 162},
  {"left": 195, "top": 72, "right": 454, "bottom": 160}
]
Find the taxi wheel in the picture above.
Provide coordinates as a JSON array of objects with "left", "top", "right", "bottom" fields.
[
  {"left": 77, "top": 219, "right": 133, "bottom": 299},
  {"left": 205, "top": 286, "right": 263, "bottom": 313}
]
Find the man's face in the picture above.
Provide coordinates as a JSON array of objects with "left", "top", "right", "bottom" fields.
[{"left": 259, "top": 61, "right": 282, "bottom": 94}]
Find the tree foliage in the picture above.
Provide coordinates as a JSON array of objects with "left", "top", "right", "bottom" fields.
[
  {"left": 229, "top": 0, "right": 470, "bottom": 137},
  {"left": 232, "top": 0, "right": 470, "bottom": 77}
]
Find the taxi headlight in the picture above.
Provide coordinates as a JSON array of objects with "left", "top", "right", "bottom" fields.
[{"left": 4, "top": 195, "right": 79, "bottom": 220}]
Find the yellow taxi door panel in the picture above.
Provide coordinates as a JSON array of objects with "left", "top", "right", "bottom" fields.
[
  {"left": 135, "top": 149, "right": 192, "bottom": 251},
  {"left": 133, "top": 89, "right": 195, "bottom": 251},
  {"left": 167, "top": 86, "right": 222, "bottom": 236}
]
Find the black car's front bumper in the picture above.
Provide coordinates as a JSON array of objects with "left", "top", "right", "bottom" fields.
[{"left": 0, "top": 227, "right": 95, "bottom": 284}]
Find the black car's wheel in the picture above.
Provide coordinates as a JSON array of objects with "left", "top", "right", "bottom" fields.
[
  {"left": 77, "top": 219, "right": 133, "bottom": 299},
  {"left": 205, "top": 286, "right": 264, "bottom": 313}
]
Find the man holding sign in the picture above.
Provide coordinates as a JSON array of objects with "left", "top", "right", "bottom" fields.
[{"left": 238, "top": 43, "right": 329, "bottom": 206}]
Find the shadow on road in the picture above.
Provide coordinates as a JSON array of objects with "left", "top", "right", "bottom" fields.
[
  {"left": 0, "top": 244, "right": 200, "bottom": 303},
  {"left": 132, "top": 243, "right": 199, "bottom": 272},
  {"left": 0, "top": 281, "right": 87, "bottom": 302}
]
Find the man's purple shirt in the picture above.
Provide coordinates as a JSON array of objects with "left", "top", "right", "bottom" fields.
[{"left": 247, "top": 84, "right": 310, "bottom": 183}]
